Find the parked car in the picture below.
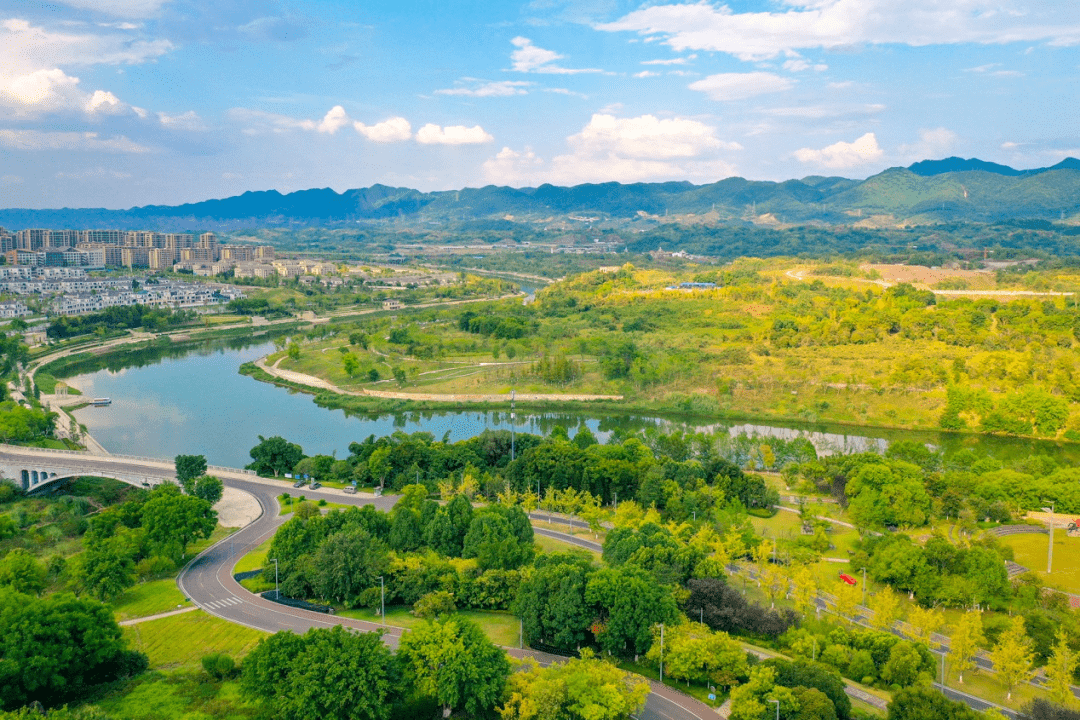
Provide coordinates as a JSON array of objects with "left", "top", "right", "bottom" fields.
[
  {"left": 293, "top": 479, "right": 306, "bottom": 488},
  {"left": 343, "top": 486, "right": 356, "bottom": 494},
  {"left": 309, "top": 481, "right": 322, "bottom": 490}
]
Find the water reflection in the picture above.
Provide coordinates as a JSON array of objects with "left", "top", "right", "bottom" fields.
[{"left": 65, "top": 334, "right": 1078, "bottom": 468}]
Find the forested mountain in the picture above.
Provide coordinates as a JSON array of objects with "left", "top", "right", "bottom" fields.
[{"left": 3, "top": 158, "right": 1080, "bottom": 230}]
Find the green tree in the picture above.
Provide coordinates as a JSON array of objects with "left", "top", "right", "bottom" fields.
[
  {"left": 462, "top": 509, "right": 534, "bottom": 570},
  {"left": 948, "top": 611, "right": 985, "bottom": 685},
  {"left": 0, "top": 588, "right": 146, "bottom": 710},
  {"left": 0, "top": 549, "right": 46, "bottom": 595},
  {"left": 192, "top": 475, "right": 224, "bottom": 505},
  {"left": 645, "top": 622, "right": 748, "bottom": 690},
  {"left": 991, "top": 616, "right": 1035, "bottom": 700},
  {"left": 728, "top": 666, "right": 799, "bottom": 720},
  {"left": 79, "top": 542, "right": 136, "bottom": 601},
  {"left": 500, "top": 651, "right": 649, "bottom": 720},
  {"left": 140, "top": 484, "right": 216, "bottom": 562},
  {"left": 241, "top": 626, "right": 399, "bottom": 720},
  {"left": 886, "top": 687, "right": 981, "bottom": 720},
  {"left": 1043, "top": 629, "right": 1079, "bottom": 708},
  {"left": 513, "top": 552, "right": 593, "bottom": 652},
  {"left": 342, "top": 353, "right": 360, "bottom": 377},
  {"left": 398, "top": 618, "right": 511, "bottom": 719},
  {"left": 585, "top": 565, "right": 679, "bottom": 659},
  {"left": 202, "top": 653, "right": 237, "bottom": 680},
  {"left": 761, "top": 659, "right": 851, "bottom": 720},
  {"left": 882, "top": 641, "right": 928, "bottom": 688},
  {"left": 309, "top": 528, "right": 390, "bottom": 606},
  {"left": 413, "top": 591, "right": 457, "bottom": 620},
  {"left": 247, "top": 435, "right": 306, "bottom": 477},
  {"left": 175, "top": 454, "right": 207, "bottom": 491}
]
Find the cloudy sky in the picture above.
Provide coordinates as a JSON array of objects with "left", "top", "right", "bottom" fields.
[{"left": 2, "top": 0, "right": 1079, "bottom": 208}]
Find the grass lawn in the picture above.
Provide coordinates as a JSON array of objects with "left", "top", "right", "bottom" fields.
[
  {"left": 112, "top": 579, "right": 190, "bottom": 622},
  {"left": 339, "top": 606, "right": 520, "bottom": 646},
  {"left": 122, "top": 611, "right": 267, "bottom": 671},
  {"left": 531, "top": 518, "right": 606, "bottom": 543},
  {"left": 944, "top": 665, "right": 1043, "bottom": 712},
  {"left": 534, "top": 533, "right": 601, "bottom": 561},
  {"left": 999, "top": 533, "right": 1080, "bottom": 595},
  {"left": 188, "top": 526, "right": 237, "bottom": 557},
  {"left": 232, "top": 536, "right": 273, "bottom": 575},
  {"left": 618, "top": 658, "right": 725, "bottom": 708},
  {"left": 96, "top": 673, "right": 264, "bottom": 720}
]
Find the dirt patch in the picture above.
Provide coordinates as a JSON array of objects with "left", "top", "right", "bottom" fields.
[
  {"left": 862, "top": 263, "right": 992, "bottom": 287},
  {"left": 214, "top": 486, "right": 261, "bottom": 528}
]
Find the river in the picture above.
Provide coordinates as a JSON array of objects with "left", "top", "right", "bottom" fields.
[{"left": 66, "top": 335, "right": 1079, "bottom": 468}]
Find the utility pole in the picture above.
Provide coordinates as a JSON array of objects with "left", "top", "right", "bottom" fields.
[
  {"left": 510, "top": 389, "right": 515, "bottom": 462},
  {"left": 769, "top": 698, "right": 779, "bottom": 720},
  {"left": 862, "top": 567, "right": 867, "bottom": 605},
  {"left": 377, "top": 576, "right": 385, "bottom": 625},
  {"left": 271, "top": 558, "right": 279, "bottom": 600},
  {"left": 1047, "top": 503, "right": 1055, "bottom": 574}
]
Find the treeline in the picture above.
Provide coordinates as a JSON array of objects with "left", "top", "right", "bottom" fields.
[
  {"left": 47, "top": 305, "right": 196, "bottom": 339},
  {"left": 247, "top": 427, "right": 780, "bottom": 512}
]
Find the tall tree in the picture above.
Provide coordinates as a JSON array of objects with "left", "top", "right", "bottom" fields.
[
  {"left": 1043, "top": 629, "right": 1080, "bottom": 708},
  {"left": 869, "top": 587, "right": 902, "bottom": 631},
  {"left": 241, "top": 627, "right": 399, "bottom": 720},
  {"left": 886, "top": 687, "right": 981, "bottom": 720},
  {"left": 398, "top": 618, "right": 510, "bottom": 719},
  {"left": 175, "top": 454, "right": 207, "bottom": 491},
  {"left": 192, "top": 475, "right": 224, "bottom": 505},
  {"left": 140, "top": 484, "right": 216, "bottom": 562},
  {"left": 585, "top": 566, "right": 679, "bottom": 659},
  {"left": 991, "top": 616, "right": 1035, "bottom": 700},
  {"left": 247, "top": 436, "right": 305, "bottom": 477},
  {"left": 906, "top": 605, "right": 944, "bottom": 649},
  {"left": 0, "top": 589, "right": 145, "bottom": 710},
  {"left": 0, "top": 549, "right": 46, "bottom": 595},
  {"left": 948, "top": 610, "right": 985, "bottom": 685},
  {"left": 500, "top": 652, "right": 649, "bottom": 720}
]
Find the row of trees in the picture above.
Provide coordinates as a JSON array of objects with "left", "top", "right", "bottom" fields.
[{"left": 238, "top": 621, "right": 648, "bottom": 720}]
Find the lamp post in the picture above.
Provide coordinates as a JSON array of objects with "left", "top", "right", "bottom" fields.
[
  {"left": 769, "top": 698, "right": 780, "bottom": 720},
  {"left": 1042, "top": 504, "right": 1055, "bottom": 574},
  {"left": 270, "top": 558, "right": 279, "bottom": 600},
  {"left": 510, "top": 389, "right": 515, "bottom": 462},
  {"left": 377, "top": 576, "right": 385, "bottom": 625},
  {"left": 862, "top": 567, "right": 867, "bottom": 605}
]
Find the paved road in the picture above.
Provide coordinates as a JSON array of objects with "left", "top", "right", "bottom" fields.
[{"left": 1, "top": 444, "right": 1026, "bottom": 718}]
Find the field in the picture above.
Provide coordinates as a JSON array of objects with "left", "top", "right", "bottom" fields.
[
  {"left": 97, "top": 674, "right": 264, "bottom": 720},
  {"left": 999, "top": 532, "right": 1080, "bottom": 595},
  {"left": 122, "top": 611, "right": 267, "bottom": 671},
  {"left": 338, "top": 606, "right": 520, "bottom": 647},
  {"left": 112, "top": 579, "right": 190, "bottom": 622},
  {"left": 252, "top": 260, "right": 1080, "bottom": 441}
]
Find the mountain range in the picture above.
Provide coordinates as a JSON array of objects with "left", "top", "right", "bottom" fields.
[{"left": 3, "top": 158, "right": 1080, "bottom": 231}]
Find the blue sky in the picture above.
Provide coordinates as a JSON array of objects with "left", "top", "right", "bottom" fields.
[{"left": 1, "top": 0, "right": 1079, "bottom": 208}]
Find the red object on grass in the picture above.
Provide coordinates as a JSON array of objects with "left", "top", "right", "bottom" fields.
[{"left": 839, "top": 573, "right": 857, "bottom": 586}]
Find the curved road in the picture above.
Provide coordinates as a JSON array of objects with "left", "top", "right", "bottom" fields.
[
  {"left": 3, "top": 445, "right": 1023, "bottom": 717},
  {"left": 0, "top": 446, "right": 711, "bottom": 720}
]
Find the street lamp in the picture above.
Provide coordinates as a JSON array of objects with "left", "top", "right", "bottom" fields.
[
  {"left": 1042, "top": 504, "right": 1055, "bottom": 574},
  {"left": 270, "top": 558, "right": 279, "bottom": 600},
  {"left": 510, "top": 389, "right": 515, "bottom": 462},
  {"left": 769, "top": 698, "right": 780, "bottom": 720},
  {"left": 377, "top": 576, "right": 385, "bottom": 625}
]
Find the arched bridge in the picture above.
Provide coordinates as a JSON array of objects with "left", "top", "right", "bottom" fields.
[{"left": 0, "top": 444, "right": 256, "bottom": 493}]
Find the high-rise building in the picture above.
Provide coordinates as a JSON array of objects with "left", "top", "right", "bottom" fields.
[
  {"left": 15, "top": 229, "right": 48, "bottom": 250},
  {"left": 80, "top": 229, "right": 124, "bottom": 245}
]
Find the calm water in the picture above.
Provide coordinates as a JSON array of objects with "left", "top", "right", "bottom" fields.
[{"left": 67, "top": 336, "right": 1079, "bottom": 468}]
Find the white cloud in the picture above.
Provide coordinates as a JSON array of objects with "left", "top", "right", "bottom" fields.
[
  {"left": 688, "top": 72, "right": 794, "bottom": 101},
  {"left": 597, "top": 1, "right": 1080, "bottom": 61},
  {"left": 634, "top": 71, "right": 661, "bottom": 78},
  {"left": 642, "top": 55, "right": 695, "bottom": 65},
  {"left": 0, "top": 129, "right": 152, "bottom": 153},
  {"left": 315, "top": 105, "right": 350, "bottom": 134},
  {"left": 544, "top": 88, "right": 588, "bottom": 99},
  {"left": 0, "top": 18, "right": 171, "bottom": 118},
  {"left": 416, "top": 124, "right": 493, "bottom": 145},
  {"left": 1001, "top": 141, "right": 1020, "bottom": 149},
  {"left": 898, "top": 127, "right": 958, "bottom": 160},
  {"left": 157, "top": 110, "right": 206, "bottom": 131},
  {"left": 483, "top": 113, "right": 740, "bottom": 186},
  {"left": 568, "top": 113, "right": 740, "bottom": 159},
  {"left": 354, "top": 117, "right": 413, "bottom": 143},
  {"left": 509, "top": 37, "right": 604, "bottom": 74},
  {"left": 435, "top": 80, "right": 532, "bottom": 97},
  {"left": 794, "top": 132, "right": 883, "bottom": 169},
  {"left": 54, "top": 0, "right": 171, "bottom": 18}
]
